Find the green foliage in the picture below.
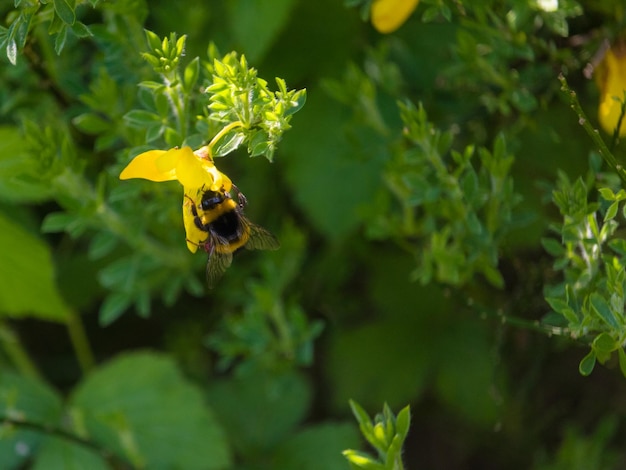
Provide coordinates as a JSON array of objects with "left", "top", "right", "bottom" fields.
[
  {"left": 343, "top": 401, "right": 410, "bottom": 470},
  {"left": 0, "top": 0, "right": 94, "bottom": 64},
  {"left": 0, "top": 372, "right": 63, "bottom": 469},
  {"left": 206, "top": 223, "right": 323, "bottom": 371},
  {"left": 1, "top": 352, "right": 231, "bottom": 469},
  {"left": 207, "top": 366, "right": 359, "bottom": 468},
  {"left": 70, "top": 352, "right": 231, "bottom": 468},
  {"left": 2, "top": 0, "right": 626, "bottom": 468},
  {"left": 205, "top": 52, "right": 306, "bottom": 160},
  {"left": 369, "top": 102, "right": 519, "bottom": 287},
  {"left": 226, "top": 0, "right": 298, "bottom": 63},
  {"left": 14, "top": 27, "right": 306, "bottom": 325},
  {"left": 544, "top": 172, "right": 626, "bottom": 377},
  {"left": 0, "top": 211, "right": 70, "bottom": 322},
  {"left": 533, "top": 417, "right": 619, "bottom": 470}
]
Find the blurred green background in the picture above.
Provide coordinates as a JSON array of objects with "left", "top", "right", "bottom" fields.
[{"left": 2, "top": 0, "right": 626, "bottom": 469}]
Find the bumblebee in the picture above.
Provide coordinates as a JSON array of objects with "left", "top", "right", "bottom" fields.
[{"left": 184, "top": 185, "right": 279, "bottom": 288}]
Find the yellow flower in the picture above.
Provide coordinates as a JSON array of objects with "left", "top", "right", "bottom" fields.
[
  {"left": 371, "top": 0, "right": 419, "bottom": 34},
  {"left": 120, "top": 146, "right": 233, "bottom": 253},
  {"left": 120, "top": 146, "right": 231, "bottom": 192},
  {"left": 597, "top": 42, "right": 626, "bottom": 136}
]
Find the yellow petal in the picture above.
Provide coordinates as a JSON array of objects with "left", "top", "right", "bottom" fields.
[
  {"left": 598, "top": 45, "right": 626, "bottom": 136},
  {"left": 119, "top": 150, "right": 177, "bottom": 181},
  {"left": 175, "top": 148, "right": 218, "bottom": 189},
  {"left": 371, "top": 0, "right": 419, "bottom": 34},
  {"left": 182, "top": 191, "right": 207, "bottom": 253},
  {"left": 153, "top": 147, "right": 188, "bottom": 173},
  {"left": 207, "top": 166, "right": 233, "bottom": 192}
]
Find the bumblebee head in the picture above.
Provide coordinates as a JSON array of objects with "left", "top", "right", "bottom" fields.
[
  {"left": 200, "top": 187, "right": 235, "bottom": 211},
  {"left": 200, "top": 190, "right": 224, "bottom": 211}
]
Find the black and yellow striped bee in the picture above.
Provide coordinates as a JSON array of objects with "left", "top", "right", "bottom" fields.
[{"left": 184, "top": 186, "right": 279, "bottom": 288}]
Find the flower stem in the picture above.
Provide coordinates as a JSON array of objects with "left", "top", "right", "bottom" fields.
[
  {"left": 268, "top": 301, "right": 294, "bottom": 359},
  {"left": 66, "top": 312, "right": 95, "bottom": 375},
  {"left": 207, "top": 121, "right": 244, "bottom": 157},
  {"left": 0, "top": 320, "right": 43, "bottom": 380}
]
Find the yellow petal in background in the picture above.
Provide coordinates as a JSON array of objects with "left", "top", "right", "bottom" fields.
[
  {"left": 119, "top": 149, "right": 177, "bottom": 181},
  {"left": 371, "top": 0, "right": 419, "bottom": 34},
  {"left": 598, "top": 43, "right": 626, "bottom": 136}
]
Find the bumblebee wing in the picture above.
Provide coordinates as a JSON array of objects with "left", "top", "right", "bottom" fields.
[
  {"left": 244, "top": 221, "right": 280, "bottom": 251},
  {"left": 206, "top": 246, "right": 233, "bottom": 289}
]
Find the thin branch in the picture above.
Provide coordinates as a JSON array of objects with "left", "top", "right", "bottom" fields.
[
  {"left": 558, "top": 73, "right": 626, "bottom": 186},
  {"left": 66, "top": 312, "right": 96, "bottom": 375},
  {"left": 0, "top": 321, "right": 43, "bottom": 381}
]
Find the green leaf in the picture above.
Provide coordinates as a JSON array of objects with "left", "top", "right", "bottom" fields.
[
  {"left": 284, "top": 88, "right": 307, "bottom": 117},
  {"left": 53, "top": 25, "right": 68, "bottom": 55},
  {"left": 212, "top": 130, "right": 245, "bottom": 157},
  {"left": 434, "top": 319, "right": 499, "bottom": 426},
  {"left": 0, "top": 212, "right": 70, "bottom": 322},
  {"left": 70, "top": 21, "right": 93, "bottom": 38},
  {"left": 0, "top": 126, "right": 52, "bottom": 202},
  {"left": 618, "top": 348, "right": 626, "bottom": 378},
  {"left": 41, "top": 211, "right": 87, "bottom": 237},
  {"left": 592, "top": 332, "right": 618, "bottom": 354},
  {"left": 98, "top": 292, "right": 132, "bottom": 326},
  {"left": 124, "top": 110, "right": 161, "bottom": 127},
  {"left": 207, "top": 367, "right": 310, "bottom": 455},
  {"left": 53, "top": 0, "right": 76, "bottom": 25},
  {"left": 589, "top": 293, "right": 620, "bottom": 330},
  {"left": 481, "top": 264, "right": 504, "bottom": 289},
  {"left": 604, "top": 201, "right": 619, "bottom": 222},
  {"left": 579, "top": 350, "right": 596, "bottom": 376},
  {"left": 72, "top": 113, "right": 110, "bottom": 134},
  {"left": 282, "top": 94, "right": 387, "bottom": 240},
  {"left": 0, "top": 372, "right": 63, "bottom": 469},
  {"left": 41, "top": 212, "right": 74, "bottom": 233},
  {"left": 7, "top": 11, "right": 33, "bottom": 52},
  {"left": 342, "top": 449, "right": 386, "bottom": 470},
  {"left": 183, "top": 57, "right": 200, "bottom": 92},
  {"left": 6, "top": 38, "right": 17, "bottom": 65},
  {"left": 88, "top": 231, "right": 118, "bottom": 260},
  {"left": 272, "top": 423, "right": 360, "bottom": 470},
  {"left": 226, "top": 0, "right": 298, "bottom": 62},
  {"left": 70, "top": 351, "right": 232, "bottom": 469},
  {"left": 45, "top": 7, "right": 61, "bottom": 33},
  {"left": 394, "top": 405, "right": 411, "bottom": 440},
  {"left": 599, "top": 187, "right": 615, "bottom": 201},
  {"left": 32, "top": 437, "right": 109, "bottom": 470},
  {"left": 545, "top": 297, "right": 579, "bottom": 325},
  {"left": 421, "top": 6, "right": 441, "bottom": 23},
  {"left": 349, "top": 400, "right": 373, "bottom": 431},
  {"left": 144, "top": 29, "right": 162, "bottom": 52}
]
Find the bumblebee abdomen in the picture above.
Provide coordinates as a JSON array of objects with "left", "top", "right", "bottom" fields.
[{"left": 209, "top": 210, "right": 250, "bottom": 253}]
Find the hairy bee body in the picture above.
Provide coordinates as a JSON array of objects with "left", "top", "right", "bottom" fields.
[{"left": 185, "top": 187, "right": 279, "bottom": 288}]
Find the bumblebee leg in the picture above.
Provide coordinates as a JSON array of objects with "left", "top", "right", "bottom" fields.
[
  {"left": 186, "top": 237, "right": 212, "bottom": 253},
  {"left": 184, "top": 194, "right": 210, "bottom": 232},
  {"left": 231, "top": 184, "right": 248, "bottom": 209}
]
